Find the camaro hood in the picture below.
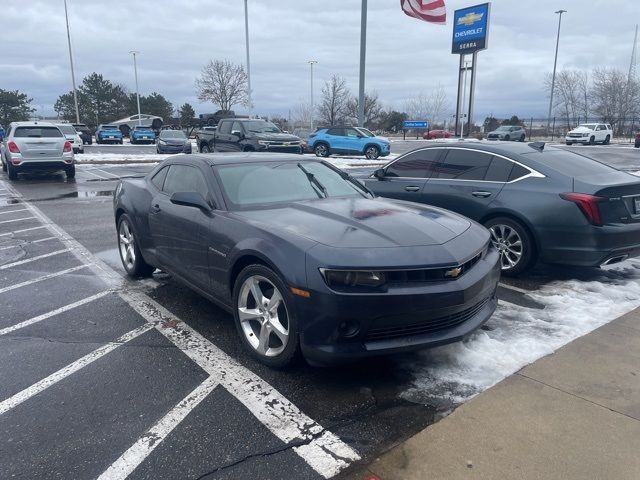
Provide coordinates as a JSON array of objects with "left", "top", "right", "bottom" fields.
[{"left": 234, "top": 197, "right": 471, "bottom": 248}]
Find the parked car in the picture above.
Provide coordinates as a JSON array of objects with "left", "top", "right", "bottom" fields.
[
  {"left": 111, "top": 114, "right": 163, "bottom": 137},
  {"left": 113, "top": 153, "right": 500, "bottom": 366},
  {"left": 55, "top": 123, "right": 84, "bottom": 154},
  {"left": 635, "top": 132, "right": 640, "bottom": 148},
  {"left": 1, "top": 122, "right": 75, "bottom": 180},
  {"left": 95, "top": 124, "right": 123, "bottom": 144},
  {"left": 309, "top": 126, "right": 391, "bottom": 159},
  {"left": 293, "top": 127, "right": 314, "bottom": 153},
  {"left": 130, "top": 125, "right": 156, "bottom": 145},
  {"left": 72, "top": 123, "right": 93, "bottom": 145},
  {"left": 197, "top": 118, "right": 302, "bottom": 154},
  {"left": 565, "top": 123, "right": 613, "bottom": 145},
  {"left": 156, "top": 129, "right": 192, "bottom": 154},
  {"left": 423, "top": 129, "right": 453, "bottom": 140},
  {"left": 364, "top": 142, "right": 640, "bottom": 276},
  {"left": 0, "top": 124, "right": 5, "bottom": 141},
  {"left": 486, "top": 125, "right": 526, "bottom": 142}
]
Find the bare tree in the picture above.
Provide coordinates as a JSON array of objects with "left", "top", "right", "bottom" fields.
[
  {"left": 575, "top": 71, "right": 590, "bottom": 120},
  {"left": 195, "top": 60, "right": 249, "bottom": 112},
  {"left": 318, "top": 75, "right": 351, "bottom": 126},
  {"left": 404, "top": 84, "right": 449, "bottom": 125},
  {"left": 591, "top": 67, "right": 639, "bottom": 132},
  {"left": 545, "top": 70, "right": 581, "bottom": 127},
  {"left": 346, "top": 91, "right": 384, "bottom": 129},
  {"left": 292, "top": 100, "right": 313, "bottom": 128}
]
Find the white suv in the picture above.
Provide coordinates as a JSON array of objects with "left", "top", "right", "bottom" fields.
[{"left": 565, "top": 123, "right": 613, "bottom": 145}]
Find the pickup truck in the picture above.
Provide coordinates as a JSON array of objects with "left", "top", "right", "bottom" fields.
[{"left": 196, "top": 118, "right": 302, "bottom": 154}]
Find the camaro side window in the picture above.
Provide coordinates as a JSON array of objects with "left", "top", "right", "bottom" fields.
[
  {"left": 150, "top": 166, "right": 168, "bottom": 190},
  {"left": 385, "top": 150, "right": 441, "bottom": 178},
  {"left": 163, "top": 165, "right": 209, "bottom": 198}
]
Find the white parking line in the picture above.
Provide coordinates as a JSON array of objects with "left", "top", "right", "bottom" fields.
[
  {"left": 0, "top": 236, "right": 58, "bottom": 251},
  {"left": 498, "top": 282, "right": 533, "bottom": 294},
  {"left": 0, "top": 265, "right": 88, "bottom": 294},
  {"left": 0, "top": 323, "right": 153, "bottom": 415},
  {"left": 0, "top": 208, "right": 28, "bottom": 215},
  {"left": 0, "top": 226, "right": 46, "bottom": 237},
  {"left": 93, "top": 167, "right": 120, "bottom": 179},
  {"left": 0, "top": 216, "right": 35, "bottom": 225},
  {"left": 0, "top": 179, "right": 360, "bottom": 478},
  {"left": 0, "top": 248, "right": 70, "bottom": 270},
  {"left": 79, "top": 168, "right": 111, "bottom": 180},
  {"left": 96, "top": 376, "right": 220, "bottom": 480},
  {"left": 0, "top": 291, "right": 111, "bottom": 336}
]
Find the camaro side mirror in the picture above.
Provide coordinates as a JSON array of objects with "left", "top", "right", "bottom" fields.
[
  {"left": 170, "top": 192, "right": 212, "bottom": 212},
  {"left": 373, "top": 168, "right": 386, "bottom": 179}
]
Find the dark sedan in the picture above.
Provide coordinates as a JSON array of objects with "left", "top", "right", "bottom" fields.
[
  {"left": 157, "top": 129, "right": 192, "bottom": 154},
  {"left": 113, "top": 154, "right": 500, "bottom": 367},
  {"left": 365, "top": 142, "right": 640, "bottom": 275}
]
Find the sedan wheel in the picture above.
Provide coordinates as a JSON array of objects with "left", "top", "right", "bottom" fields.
[
  {"left": 365, "top": 146, "right": 380, "bottom": 159},
  {"left": 485, "top": 217, "right": 535, "bottom": 276},
  {"left": 117, "top": 214, "right": 155, "bottom": 277},
  {"left": 233, "top": 265, "right": 299, "bottom": 367},
  {"left": 200, "top": 144, "right": 211, "bottom": 153}
]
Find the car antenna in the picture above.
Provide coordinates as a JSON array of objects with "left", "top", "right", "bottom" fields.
[{"left": 528, "top": 141, "right": 545, "bottom": 152}]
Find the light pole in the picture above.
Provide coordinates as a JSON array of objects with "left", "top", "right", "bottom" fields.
[
  {"left": 129, "top": 51, "right": 142, "bottom": 127},
  {"left": 357, "top": 0, "right": 368, "bottom": 127},
  {"left": 308, "top": 60, "right": 317, "bottom": 130},
  {"left": 244, "top": 0, "right": 252, "bottom": 117},
  {"left": 460, "top": 60, "right": 471, "bottom": 139},
  {"left": 547, "top": 9, "right": 566, "bottom": 135},
  {"left": 63, "top": 0, "right": 80, "bottom": 124}
]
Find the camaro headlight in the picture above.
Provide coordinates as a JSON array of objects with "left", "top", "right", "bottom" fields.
[{"left": 320, "top": 269, "right": 387, "bottom": 289}]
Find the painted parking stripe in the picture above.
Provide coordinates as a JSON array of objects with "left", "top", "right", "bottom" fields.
[
  {"left": 498, "top": 282, "right": 533, "bottom": 294},
  {"left": 0, "top": 179, "right": 360, "bottom": 478},
  {"left": 96, "top": 376, "right": 220, "bottom": 480},
  {"left": 0, "top": 323, "right": 153, "bottom": 415},
  {"left": 0, "top": 216, "right": 35, "bottom": 225},
  {"left": 0, "top": 226, "right": 46, "bottom": 237},
  {"left": 0, "top": 208, "right": 28, "bottom": 215},
  {"left": 0, "top": 265, "right": 88, "bottom": 294},
  {"left": 93, "top": 167, "right": 120, "bottom": 179},
  {"left": 79, "top": 168, "right": 111, "bottom": 180},
  {"left": 0, "top": 248, "right": 70, "bottom": 270},
  {"left": 0, "top": 291, "right": 111, "bottom": 336},
  {"left": 0, "top": 236, "right": 58, "bottom": 251}
]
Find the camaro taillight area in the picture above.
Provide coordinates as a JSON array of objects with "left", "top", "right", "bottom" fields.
[{"left": 560, "top": 193, "right": 605, "bottom": 226}]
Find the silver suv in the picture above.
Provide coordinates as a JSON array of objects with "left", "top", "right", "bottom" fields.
[
  {"left": 1, "top": 122, "right": 75, "bottom": 180},
  {"left": 487, "top": 125, "right": 527, "bottom": 142}
]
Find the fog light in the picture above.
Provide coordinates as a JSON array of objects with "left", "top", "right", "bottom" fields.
[{"left": 338, "top": 320, "right": 360, "bottom": 338}]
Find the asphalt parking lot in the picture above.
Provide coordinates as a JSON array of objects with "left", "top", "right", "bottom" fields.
[{"left": 1, "top": 144, "right": 639, "bottom": 479}]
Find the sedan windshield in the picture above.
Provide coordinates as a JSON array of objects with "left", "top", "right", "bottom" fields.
[
  {"left": 160, "top": 131, "right": 187, "bottom": 139},
  {"left": 216, "top": 161, "right": 370, "bottom": 208},
  {"left": 243, "top": 121, "right": 281, "bottom": 134}
]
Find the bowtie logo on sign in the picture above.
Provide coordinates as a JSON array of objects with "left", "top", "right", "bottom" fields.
[{"left": 457, "top": 11, "right": 484, "bottom": 26}]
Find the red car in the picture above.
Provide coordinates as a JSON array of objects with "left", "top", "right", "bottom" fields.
[
  {"left": 635, "top": 132, "right": 639, "bottom": 148},
  {"left": 423, "top": 129, "right": 453, "bottom": 140}
]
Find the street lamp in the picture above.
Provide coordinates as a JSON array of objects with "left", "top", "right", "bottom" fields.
[
  {"left": 129, "top": 51, "right": 142, "bottom": 127},
  {"left": 63, "top": 0, "right": 80, "bottom": 124},
  {"left": 460, "top": 60, "right": 471, "bottom": 139},
  {"left": 308, "top": 60, "right": 317, "bottom": 130},
  {"left": 547, "top": 9, "right": 567, "bottom": 136},
  {"left": 244, "top": 0, "right": 252, "bottom": 117}
]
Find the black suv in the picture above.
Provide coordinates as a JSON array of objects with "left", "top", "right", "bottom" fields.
[
  {"left": 199, "top": 118, "right": 302, "bottom": 154},
  {"left": 73, "top": 123, "right": 93, "bottom": 145}
]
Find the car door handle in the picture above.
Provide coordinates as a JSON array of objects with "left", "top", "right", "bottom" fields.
[
  {"left": 404, "top": 186, "right": 421, "bottom": 192},
  {"left": 472, "top": 191, "right": 492, "bottom": 198},
  {"left": 151, "top": 203, "right": 161, "bottom": 214}
]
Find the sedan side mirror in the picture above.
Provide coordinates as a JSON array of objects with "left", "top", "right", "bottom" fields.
[
  {"left": 373, "top": 168, "right": 386, "bottom": 179},
  {"left": 170, "top": 191, "right": 212, "bottom": 212}
]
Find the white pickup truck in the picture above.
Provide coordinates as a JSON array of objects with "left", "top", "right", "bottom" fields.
[{"left": 565, "top": 123, "right": 613, "bottom": 145}]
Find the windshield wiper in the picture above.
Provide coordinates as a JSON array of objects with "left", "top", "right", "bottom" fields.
[
  {"left": 336, "top": 169, "right": 374, "bottom": 198},
  {"left": 297, "top": 163, "right": 327, "bottom": 198}
]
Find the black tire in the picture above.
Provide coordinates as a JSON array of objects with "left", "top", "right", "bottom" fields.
[
  {"left": 589, "top": 136, "right": 595, "bottom": 145},
  {"left": 130, "top": 138, "right": 136, "bottom": 145},
  {"left": 504, "top": 135, "right": 510, "bottom": 141},
  {"left": 364, "top": 145, "right": 380, "bottom": 159},
  {"left": 1, "top": 159, "right": 6, "bottom": 172},
  {"left": 232, "top": 264, "right": 300, "bottom": 368},
  {"left": 200, "top": 143, "right": 210, "bottom": 153},
  {"left": 519, "top": 134, "right": 526, "bottom": 142},
  {"left": 117, "top": 214, "right": 155, "bottom": 278},
  {"left": 119, "top": 140, "right": 123, "bottom": 145},
  {"left": 603, "top": 135, "right": 610, "bottom": 145},
  {"left": 65, "top": 165, "right": 75, "bottom": 179},
  {"left": 314, "top": 143, "right": 329, "bottom": 157},
  {"left": 7, "top": 162, "right": 18, "bottom": 180},
  {"left": 484, "top": 217, "right": 536, "bottom": 276},
  {"left": 243, "top": 146, "right": 254, "bottom": 152}
]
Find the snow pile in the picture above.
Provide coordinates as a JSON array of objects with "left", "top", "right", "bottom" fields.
[{"left": 401, "top": 261, "right": 640, "bottom": 406}]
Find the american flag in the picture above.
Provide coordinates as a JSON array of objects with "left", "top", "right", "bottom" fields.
[{"left": 400, "top": 0, "right": 446, "bottom": 24}]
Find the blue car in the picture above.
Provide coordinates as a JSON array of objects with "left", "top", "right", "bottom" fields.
[
  {"left": 0, "top": 124, "right": 5, "bottom": 140},
  {"left": 96, "top": 124, "right": 123, "bottom": 144},
  {"left": 129, "top": 125, "right": 156, "bottom": 145},
  {"left": 309, "top": 126, "right": 391, "bottom": 159}
]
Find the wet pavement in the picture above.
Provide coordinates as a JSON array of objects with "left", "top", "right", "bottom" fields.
[{"left": 0, "top": 150, "right": 639, "bottom": 479}]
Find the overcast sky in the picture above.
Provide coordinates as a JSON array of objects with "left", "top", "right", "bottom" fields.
[{"left": 2, "top": 0, "right": 638, "bottom": 121}]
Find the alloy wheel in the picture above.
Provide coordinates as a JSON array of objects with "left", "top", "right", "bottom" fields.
[
  {"left": 315, "top": 144, "right": 328, "bottom": 157},
  {"left": 489, "top": 224, "right": 523, "bottom": 270},
  {"left": 237, "top": 275, "right": 289, "bottom": 357},
  {"left": 118, "top": 219, "right": 137, "bottom": 271},
  {"left": 365, "top": 146, "right": 380, "bottom": 159}
]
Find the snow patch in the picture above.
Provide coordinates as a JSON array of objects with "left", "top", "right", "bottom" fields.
[{"left": 401, "top": 261, "right": 640, "bottom": 406}]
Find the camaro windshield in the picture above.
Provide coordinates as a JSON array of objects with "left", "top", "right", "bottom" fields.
[
  {"left": 243, "top": 121, "right": 281, "bottom": 134},
  {"left": 216, "top": 162, "right": 370, "bottom": 208}
]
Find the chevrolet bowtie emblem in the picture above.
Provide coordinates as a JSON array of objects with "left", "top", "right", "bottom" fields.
[
  {"left": 457, "top": 12, "right": 483, "bottom": 26},
  {"left": 445, "top": 267, "right": 463, "bottom": 278}
]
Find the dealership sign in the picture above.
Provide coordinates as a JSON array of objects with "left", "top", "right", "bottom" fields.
[
  {"left": 452, "top": 3, "right": 490, "bottom": 54},
  {"left": 403, "top": 120, "right": 429, "bottom": 129}
]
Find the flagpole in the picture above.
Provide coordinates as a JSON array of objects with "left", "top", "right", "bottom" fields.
[
  {"left": 357, "top": 0, "right": 367, "bottom": 127},
  {"left": 244, "top": 0, "right": 252, "bottom": 117}
]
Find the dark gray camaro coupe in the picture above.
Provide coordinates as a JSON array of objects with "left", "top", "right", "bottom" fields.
[{"left": 113, "top": 153, "right": 500, "bottom": 367}]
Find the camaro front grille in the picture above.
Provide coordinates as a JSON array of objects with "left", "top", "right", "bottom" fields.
[
  {"left": 386, "top": 250, "right": 483, "bottom": 284},
  {"left": 365, "top": 296, "right": 491, "bottom": 341}
]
